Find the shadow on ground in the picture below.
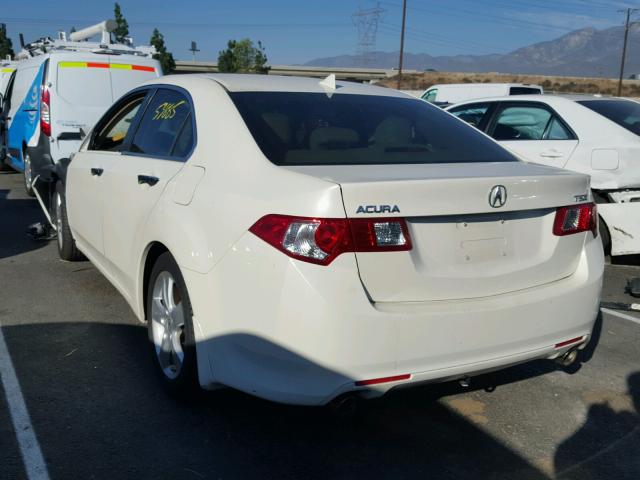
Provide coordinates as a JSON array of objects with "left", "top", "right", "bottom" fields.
[
  {"left": 0, "top": 187, "right": 49, "bottom": 259},
  {"left": 1, "top": 316, "right": 636, "bottom": 480}
]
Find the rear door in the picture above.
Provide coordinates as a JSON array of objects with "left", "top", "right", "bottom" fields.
[
  {"left": 51, "top": 55, "right": 114, "bottom": 161},
  {"left": 487, "top": 102, "right": 578, "bottom": 168},
  {"left": 101, "top": 87, "right": 194, "bottom": 294},
  {"left": 66, "top": 90, "right": 150, "bottom": 259},
  {"left": 108, "top": 56, "right": 161, "bottom": 100}
]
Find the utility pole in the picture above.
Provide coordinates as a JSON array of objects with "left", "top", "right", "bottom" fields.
[
  {"left": 397, "top": 0, "right": 407, "bottom": 90},
  {"left": 189, "top": 41, "right": 200, "bottom": 62},
  {"left": 618, "top": 8, "right": 639, "bottom": 97}
]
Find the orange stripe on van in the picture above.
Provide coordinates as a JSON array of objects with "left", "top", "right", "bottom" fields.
[{"left": 59, "top": 61, "right": 155, "bottom": 73}]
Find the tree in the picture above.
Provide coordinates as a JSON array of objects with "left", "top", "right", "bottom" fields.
[
  {"left": 113, "top": 2, "right": 129, "bottom": 43},
  {"left": 150, "top": 28, "right": 175, "bottom": 74},
  {"left": 218, "top": 39, "right": 269, "bottom": 74},
  {"left": 70, "top": 26, "right": 77, "bottom": 34},
  {"left": 0, "top": 23, "right": 15, "bottom": 59}
]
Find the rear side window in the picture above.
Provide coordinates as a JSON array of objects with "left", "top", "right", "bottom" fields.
[
  {"left": 492, "top": 105, "right": 573, "bottom": 141},
  {"left": 509, "top": 87, "right": 542, "bottom": 95},
  {"left": 130, "top": 89, "right": 193, "bottom": 159},
  {"left": 448, "top": 103, "right": 491, "bottom": 128},
  {"left": 578, "top": 99, "right": 640, "bottom": 136},
  {"left": 229, "top": 92, "right": 517, "bottom": 165},
  {"left": 56, "top": 62, "right": 112, "bottom": 107}
]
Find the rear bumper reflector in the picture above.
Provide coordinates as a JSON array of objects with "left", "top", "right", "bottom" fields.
[
  {"left": 355, "top": 374, "right": 411, "bottom": 386},
  {"left": 554, "top": 336, "right": 585, "bottom": 349}
]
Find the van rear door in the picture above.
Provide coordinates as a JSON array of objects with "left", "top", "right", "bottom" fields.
[
  {"left": 50, "top": 55, "right": 114, "bottom": 161},
  {"left": 108, "top": 56, "right": 160, "bottom": 100}
]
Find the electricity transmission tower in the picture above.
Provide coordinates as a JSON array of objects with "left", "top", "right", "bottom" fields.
[
  {"left": 352, "top": 2, "right": 384, "bottom": 67},
  {"left": 617, "top": 8, "right": 639, "bottom": 97}
]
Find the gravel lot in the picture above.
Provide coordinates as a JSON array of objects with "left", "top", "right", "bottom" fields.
[{"left": 1, "top": 171, "right": 639, "bottom": 480}]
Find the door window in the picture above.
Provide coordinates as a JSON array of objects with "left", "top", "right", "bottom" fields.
[
  {"left": 422, "top": 89, "right": 437, "bottom": 103},
  {"left": 448, "top": 103, "right": 491, "bottom": 128},
  {"left": 129, "top": 89, "right": 193, "bottom": 159},
  {"left": 492, "top": 105, "right": 573, "bottom": 141},
  {"left": 90, "top": 94, "right": 146, "bottom": 152}
]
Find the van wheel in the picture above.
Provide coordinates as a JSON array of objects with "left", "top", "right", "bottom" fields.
[
  {"left": 54, "top": 182, "right": 83, "bottom": 261},
  {"left": 23, "top": 150, "right": 35, "bottom": 197},
  {"left": 147, "top": 252, "right": 199, "bottom": 397}
]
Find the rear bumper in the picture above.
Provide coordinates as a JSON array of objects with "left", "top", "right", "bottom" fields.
[{"left": 183, "top": 233, "right": 603, "bottom": 406}]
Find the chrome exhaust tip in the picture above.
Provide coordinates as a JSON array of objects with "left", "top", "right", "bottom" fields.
[{"left": 557, "top": 348, "right": 579, "bottom": 368}]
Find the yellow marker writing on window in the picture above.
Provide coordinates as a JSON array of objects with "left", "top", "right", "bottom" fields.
[{"left": 153, "top": 101, "right": 186, "bottom": 120}]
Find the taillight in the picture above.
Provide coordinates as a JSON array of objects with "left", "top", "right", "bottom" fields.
[
  {"left": 553, "top": 203, "right": 597, "bottom": 237},
  {"left": 40, "top": 86, "right": 51, "bottom": 137},
  {"left": 249, "top": 214, "right": 412, "bottom": 266}
]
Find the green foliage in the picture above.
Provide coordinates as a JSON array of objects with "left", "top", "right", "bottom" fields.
[
  {"left": 0, "top": 23, "right": 14, "bottom": 59},
  {"left": 150, "top": 28, "right": 175, "bottom": 74},
  {"left": 113, "top": 3, "right": 130, "bottom": 43},
  {"left": 218, "top": 39, "right": 269, "bottom": 74}
]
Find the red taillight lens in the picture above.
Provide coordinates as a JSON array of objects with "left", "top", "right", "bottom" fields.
[
  {"left": 249, "top": 214, "right": 412, "bottom": 266},
  {"left": 40, "top": 86, "right": 51, "bottom": 137},
  {"left": 553, "top": 203, "right": 597, "bottom": 237}
]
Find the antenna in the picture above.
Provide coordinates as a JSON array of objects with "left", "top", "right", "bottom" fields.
[
  {"left": 189, "top": 41, "right": 200, "bottom": 62},
  {"left": 352, "top": 1, "right": 384, "bottom": 67}
]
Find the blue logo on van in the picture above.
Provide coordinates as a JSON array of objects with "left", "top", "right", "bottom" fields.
[{"left": 7, "top": 62, "right": 46, "bottom": 170}]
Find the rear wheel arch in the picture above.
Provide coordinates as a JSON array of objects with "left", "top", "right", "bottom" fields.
[{"left": 141, "top": 242, "right": 171, "bottom": 320}]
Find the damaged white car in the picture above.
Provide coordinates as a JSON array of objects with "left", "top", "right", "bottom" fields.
[{"left": 447, "top": 96, "right": 640, "bottom": 256}]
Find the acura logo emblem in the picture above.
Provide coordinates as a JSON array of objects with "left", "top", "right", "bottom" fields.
[{"left": 489, "top": 185, "right": 507, "bottom": 208}]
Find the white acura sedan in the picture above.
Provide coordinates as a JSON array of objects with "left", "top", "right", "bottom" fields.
[{"left": 55, "top": 74, "right": 603, "bottom": 405}]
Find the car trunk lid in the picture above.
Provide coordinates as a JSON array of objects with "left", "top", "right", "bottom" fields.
[{"left": 284, "top": 162, "right": 591, "bottom": 302}]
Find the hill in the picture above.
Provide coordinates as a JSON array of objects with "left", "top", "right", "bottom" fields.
[{"left": 305, "top": 25, "right": 640, "bottom": 78}]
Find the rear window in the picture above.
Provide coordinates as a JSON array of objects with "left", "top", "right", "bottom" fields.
[
  {"left": 578, "top": 99, "right": 640, "bottom": 136},
  {"left": 509, "top": 87, "right": 542, "bottom": 95},
  {"left": 229, "top": 92, "right": 517, "bottom": 165}
]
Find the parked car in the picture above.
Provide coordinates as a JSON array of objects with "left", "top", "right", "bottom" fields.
[
  {"left": 55, "top": 74, "right": 602, "bottom": 405},
  {"left": 421, "top": 83, "right": 543, "bottom": 106},
  {"left": 446, "top": 95, "right": 640, "bottom": 257},
  {"left": 0, "top": 22, "right": 161, "bottom": 196}
]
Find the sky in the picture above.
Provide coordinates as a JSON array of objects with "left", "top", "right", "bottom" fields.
[{"left": 2, "top": 0, "right": 638, "bottom": 64}]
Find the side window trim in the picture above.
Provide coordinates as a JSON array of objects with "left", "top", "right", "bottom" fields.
[
  {"left": 122, "top": 85, "right": 197, "bottom": 162},
  {"left": 120, "top": 87, "right": 158, "bottom": 152},
  {"left": 487, "top": 101, "right": 578, "bottom": 141}
]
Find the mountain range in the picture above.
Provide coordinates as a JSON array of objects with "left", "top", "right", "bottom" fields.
[{"left": 305, "top": 25, "right": 640, "bottom": 77}]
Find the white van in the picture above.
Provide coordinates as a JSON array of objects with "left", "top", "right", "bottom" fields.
[
  {"left": 0, "top": 21, "right": 161, "bottom": 195},
  {"left": 421, "top": 83, "right": 543, "bottom": 106}
]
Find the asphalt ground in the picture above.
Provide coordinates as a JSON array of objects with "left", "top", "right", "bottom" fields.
[{"left": 0, "top": 170, "right": 639, "bottom": 480}]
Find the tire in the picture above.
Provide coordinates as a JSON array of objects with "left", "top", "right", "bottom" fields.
[
  {"left": 54, "top": 182, "right": 83, "bottom": 261},
  {"left": 23, "top": 150, "right": 35, "bottom": 197},
  {"left": 147, "top": 252, "right": 199, "bottom": 397},
  {"left": 599, "top": 216, "right": 611, "bottom": 260}
]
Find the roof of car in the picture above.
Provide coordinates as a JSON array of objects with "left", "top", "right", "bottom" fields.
[
  {"left": 153, "top": 73, "right": 411, "bottom": 98},
  {"left": 446, "top": 94, "right": 637, "bottom": 108}
]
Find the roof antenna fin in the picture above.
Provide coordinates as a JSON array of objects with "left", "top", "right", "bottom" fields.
[{"left": 319, "top": 73, "right": 337, "bottom": 98}]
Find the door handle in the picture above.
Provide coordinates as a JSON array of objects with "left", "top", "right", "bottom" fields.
[
  {"left": 91, "top": 167, "right": 104, "bottom": 176},
  {"left": 539, "top": 151, "right": 563, "bottom": 159},
  {"left": 138, "top": 175, "right": 159, "bottom": 186}
]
